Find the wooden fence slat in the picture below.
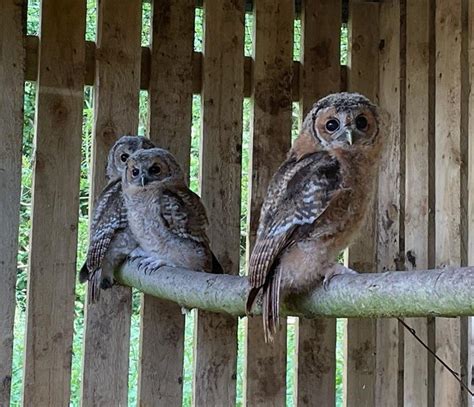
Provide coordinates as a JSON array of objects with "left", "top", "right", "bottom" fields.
[
  {"left": 80, "top": 1, "right": 142, "bottom": 405},
  {"left": 404, "top": 1, "right": 434, "bottom": 405},
  {"left": 244, "top": 0, "right": 293, "bottom": 405},
  {"left": 295, "top": 1, "right": 341, "bottom": 406},
  {"left": 434, "top": 1, "right": 471, "bottom": 406},
  {"left": 22, "top": 0, "right": 85, "bottom": 405},
  {"left": 193, "top": 0, "right": 244, "bottom": 405},
  {"left": 137, "top": 0, "right": 194, "bottom": 405},
  {"left": 0, "top": 1, "right": 25, "bottom": 405},
  {"left": 469, "top": 0, "right": 474, "bottom": 395},
  {"left": 344, "top": 2, "right": 379, "bottom": 406},
  {"left": 376, "top": 1, "right": 404, "bottom": 406}
]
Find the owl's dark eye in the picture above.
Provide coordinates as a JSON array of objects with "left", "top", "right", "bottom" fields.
[
  {"left": 355, "top": 115, "right": 368, "bottom": 131},
  {"left": 131, "top": 168, "right": 140, "bottom": 177},
  {"left": 325, "top": 119, "right": 340, "bottom": 132},
  {"left": 149, "top": 165, "right": 161, "bottom": 175},
  {"left": 120, "top": 153, "right": 129, "bottom": 162}
]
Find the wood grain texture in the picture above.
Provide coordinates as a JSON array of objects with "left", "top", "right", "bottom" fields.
[
  {"left": 434, "top": 1, "right": 471, "bottom": 406},
  {"left": 244, "top": 0, "right": 293, "bottom": 405},
  {"left": 469, "top": 0, "right": 474, "bottom": 396},
  {"left": 295, "top": 1, "right": 341, "bottom": 405},
  {"left": 344, "top": 2, "right": 379, "bottom": 407},
  {"left": 193, "top": 0, "right": 244, "bottom": 405},
  {"left": 80, "top": 1, "right": 141, "bottom": 406},
  {"left": 404, "top": 1, "right": 435, "bottom": 405},
  {"left": 138, "top": 0, "right": 194, "bottom": 405},
  {"left": 22, "top": 0, "right": 85, "bottom": 405},
  {"left": 376, "top": 2, "right": 404, "bottom": 406},
  {"left": 0, "top": 1, "right": 25, "bottom": 405}
]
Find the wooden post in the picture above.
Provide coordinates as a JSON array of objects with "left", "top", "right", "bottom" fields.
[
  {"left": 376, "top": 1, "right": 405, "bottom": 405},
  {"left": 194, "top": 0, "right": 244, "bottom": 405},
  {"left": 244, "top": 0, "right": 293, "bottom": 405},
  {"left": 344, "top": 2, "right": 379, "bottom": 406},
  {"left": 22, "top": 0, "right": 85, "bottom": 405},
  {"left": 434, "top": 1, "right": 471, "bottom": 406},
  {"left": 81, "top": 1, "right": 142, "bottom": 405},
  {"left": 137, "top": 0, "right": 194, "bottom": 405},
  {"left": 404, "top": 0, "right": 435, "bottom": 405},
  {"left": 0, "top": 0, "right": 25, "bottom": 404},
  {"left": 469, "top": 0, "right": 474, "bottom": 396},
  {"left": 295, "top": 1, "right": 341, "bottom": 406}
]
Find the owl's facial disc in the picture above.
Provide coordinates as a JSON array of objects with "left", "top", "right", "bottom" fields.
[
  {"left": 127, "top": 157, "right": 170, "bottom": 188},
  {"left": 313, "top": 106, "right": 377, "bottom": 148}
]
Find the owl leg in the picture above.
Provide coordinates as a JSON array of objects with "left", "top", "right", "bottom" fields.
[
  {"left": 137, "top": 255, "right": 172, "bottom": 275},
  {"left": 99, "top": 257, "right": 116, "bottom": 290},
  {"left": 322, "top": 263, "right": 358, "bottom": 291}
]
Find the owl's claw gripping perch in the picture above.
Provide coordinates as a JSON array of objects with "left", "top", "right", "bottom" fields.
[
  {"left": 322, "top": 264, "right": 359, "bottom": 291},
  {"left": 138, "top": 257, "right": 167, "bottom": 275}
]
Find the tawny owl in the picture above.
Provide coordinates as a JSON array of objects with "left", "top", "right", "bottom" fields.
[
  {"left": 122, "top": 148, "right": 223, "bottom": 274},
  {"left": 246, "top": 92, "right": 384, "bottom": 341},
  {"left": 79, "top": 135, "right": 155, "bottom": 302}
]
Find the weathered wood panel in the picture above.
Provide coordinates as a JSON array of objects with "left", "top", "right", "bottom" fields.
[
  {"left": 469, "top": 0, "right": 474, "bottom": 396},
  {"left": 193, "top": 0, "right": 244, "bottom": 405},
  {"left": 434, "top": 1, "right": 471, "bottom": 406},
  {"left": 138, "top": 0, "right": 194, "bottom": 405},
  {"left": 0, "top": 1, "right": 25, "bottom": 404},
  {"left": 344, "top": 2, "right": 379, "bottom": 406},
  {"left": 81, "top": 1, "right": 142, "bottom": 406},
  {"left": 295, "top": 1, "right": 341, "bottom": 405},
  {"left": 244, "top": 0, "right": 293, "bottom": 405},
  {"left": 22, "top": 0, "right": 85, "bottom": 405},
  {"left": 404, "top": 1, "right": 434, "bottom": 405},
  {"left": 376, "top": 1, "right": 404, "bottom": 406}
]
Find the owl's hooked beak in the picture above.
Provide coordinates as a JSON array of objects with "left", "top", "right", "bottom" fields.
[
  {"left": 140, "top": 174, "right": 148, "bottom": 187},
  {"left": 340, "top": 128, "right": 353, "bottom": 145}
]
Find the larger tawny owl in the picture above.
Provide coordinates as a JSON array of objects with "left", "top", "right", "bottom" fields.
[
  {"left": 122, "top": 148, "right": 223, "bottom": 274},
  {"left": 79, "top": 135, "right": 155, "bottom": 302},
  {"left": 246, "top": 92, "right": 384, "bottom": 341}
]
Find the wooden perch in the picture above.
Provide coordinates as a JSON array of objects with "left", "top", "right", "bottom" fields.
[{"left": 116, "top": 261, "right": 474, "bottom": 318}]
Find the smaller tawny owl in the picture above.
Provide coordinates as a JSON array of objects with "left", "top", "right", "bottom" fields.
[
  {"left": 246, "top": 92, "right": 384, "bottom": 341},
  {"left": 79, "top": 135, "right": 155, "bottom": 302},
  {"left": 122, "top": 148, "right": 223, "bottom": 274}
]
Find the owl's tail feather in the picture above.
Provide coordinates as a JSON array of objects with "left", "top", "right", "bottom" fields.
[
  {"left": 262, "top": 268, "right": 282, "bottom": 343},
  {"left": 88, "top": 270, "right": 101, "bottom": 304},
  {"left": 245, "top": 287, "right": 260, "bottom": 314},
  {"left": 79, "top": 261, "right": 89, "bottom": 283}
]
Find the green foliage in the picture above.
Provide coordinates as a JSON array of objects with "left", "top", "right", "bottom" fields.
[{"left": 12, "top": 4, "right": 348, "bottom": 406}]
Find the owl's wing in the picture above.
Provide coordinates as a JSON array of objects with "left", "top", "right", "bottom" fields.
[
  {"left": 248, "top": 152, "right": 343, "bottom": 292},
  {"left": 82, "top": 179, "right": 128, "bottom": 277},
  {"left": 160, "top": 186, "right": 210, "bottom": 244}
]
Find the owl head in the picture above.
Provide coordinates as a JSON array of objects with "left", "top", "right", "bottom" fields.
[
  {"left": 106, "top": 135, "right": 155, "bottom": 181},
  {"left": 302, "top": 92, "right": 380, "bottom": 150},
  {"left": 123, "top": 148, "right": 185, "bottom": 192}
]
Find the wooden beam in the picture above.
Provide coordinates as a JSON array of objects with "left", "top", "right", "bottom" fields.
[
  {"left": 244, "top": 0, "right": 294, "bottom": 405},
  {"left": 23, "top": 0, "right": 85, "bottom": 405},
  {"left": 80, "top": 1, "right": 142, "bottom": 405},
  {"left": 296, "top": 1, "right": 342, "bottom": 406},
  {"left": 344, "top": 2, "right": 379, "bottom": 406},
  {"left": 0, "top": 0, "right": 25, "bottom": 404},
  {"left": 116, "top": 264, "right": 474, "bottom": 319},
  {"left": 193, "top": 0, "right": 244, "bottom": 405},
  {"left": 404, "top": 0, "right": 435, "bottom": 405},
  {"left": 434, "top": 1, "right": 471, "bottom": 406},
  {"left": 137, "top": 0, "right": 195, "bottom": 405}
]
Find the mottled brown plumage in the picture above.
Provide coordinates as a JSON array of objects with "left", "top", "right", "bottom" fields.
[
  {"left": 79, "top": 135, "right": 155, "bottom": 302},
  {"left": 246, "top": 92, "right": 384, "bottom": 341},
  {"left": 122, "top": 148, "right": 223, "bottom": 274}
]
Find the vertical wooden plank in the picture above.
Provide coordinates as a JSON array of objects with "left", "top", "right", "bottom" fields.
[
  {"left": 81, "top": 1, "right": 141, "bottom": 405},
  {"left": 376, "top": 1, "right": 404, "bottom": 406},
  {"left": 434, "top": 1, "right": 471, "bottom": 406},
  {"left": 138, "top": 0, "right": 194, "bottom": 405},
  {"left": 194, "top": 0, "right": 244, "bottom": 405},
  {"left": 295, "top": 1, "right": 341, "bottom": 406},
  {"left": 244, "top": 0, "right": 293, "bottom": 405},
  {"left": 404, "top": 1, "right": 434, "bottom": 405},
  {"left": 469, "top": 0, "right": 474, "bottom": 396},
  {"left": 23, "top": 0, "right": 85, "bottom": 405},
  {"left": 344, "top": 2, "right": 379, "bottom": 407},
  {"left": 0, "top": 1, "right": 25, "bottom": 404}
]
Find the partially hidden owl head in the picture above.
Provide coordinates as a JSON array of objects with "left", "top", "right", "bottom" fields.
[
  {"left": 302, "top": 92, "right": 381, "bottom": 150},
  {"left": 106, "top": 135, "right": 155, "bottom": 181},
  {"left": 123, "top": 148, "right": 185, "bottom": 191}
]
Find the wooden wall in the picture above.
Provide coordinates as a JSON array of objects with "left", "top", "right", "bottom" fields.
[{"left": 0, "top": 0, "right": 472, "bottom": 406}]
